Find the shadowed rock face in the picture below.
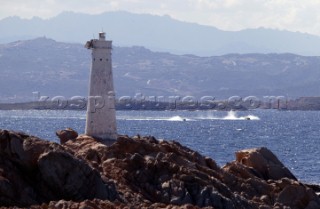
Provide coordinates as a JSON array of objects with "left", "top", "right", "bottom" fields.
[
  {"left": 234, "top": 147, "right": 297, "bottom": 181},
  {"left": 0, "top": 129, "right": 319, "bottom": 209},
  {"left": 56, "top": 128, "right": 78, "bottom": 144},
  {"left": 0, "top": 130, "right": 118, "bottom": 207}
]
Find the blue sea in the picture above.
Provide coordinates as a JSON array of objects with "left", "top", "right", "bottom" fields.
[{"left": 0, "top": 109, "right": 319, "bottom": 184}]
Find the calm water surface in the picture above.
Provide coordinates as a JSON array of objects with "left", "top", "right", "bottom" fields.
[{"left": 0, "top": 109, "right": 319, "bottom": 184}]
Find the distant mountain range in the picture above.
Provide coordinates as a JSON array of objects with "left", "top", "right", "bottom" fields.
[
  {"left": 1, "top": 11, "right": 320, "bottom": 56},
  {"left": 1, "top": 38, "right": 320, "bottom": 102}
]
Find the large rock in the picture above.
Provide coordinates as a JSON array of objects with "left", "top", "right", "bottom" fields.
[
  {"left": 37, "top": 150, "right": 114, "bottom": 201},
  {"left": 0, "top": 129, "right": 319, "bottom": 209},
  {"left": 56, "top": 128, "right": 78, "bottom": 144},
  {"left": 235, "top": 147, "right": 297, "bottom": 180},
  {"left": 0, "top": 129, "right": 117, "bottom": 207},
  {"left": 274, "top": 178, "right": 320, "bottom": 209}
]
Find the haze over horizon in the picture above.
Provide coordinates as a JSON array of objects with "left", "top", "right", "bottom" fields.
[
  {"left": 1, "top": 0, "right": 320, "bottom": 37},
  {"left": 1, "top": 0, "right": 320, "bottom": 99}
]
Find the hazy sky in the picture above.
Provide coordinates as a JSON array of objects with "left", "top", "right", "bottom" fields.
[{"left": 1, "top": 0, "right": 320, "bottom": 35}]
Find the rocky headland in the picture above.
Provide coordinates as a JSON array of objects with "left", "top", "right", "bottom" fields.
[{"left": 0, "top": 129, "right": 319, "bottom": 209}]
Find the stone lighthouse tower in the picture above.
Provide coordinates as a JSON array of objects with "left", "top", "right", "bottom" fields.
[{"left": 84, "top": 32, "right": 117, "bottom": 142}]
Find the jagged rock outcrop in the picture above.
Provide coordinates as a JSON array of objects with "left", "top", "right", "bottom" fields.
[
  {"left": 0, "top": 129, "right": 319, "bottom": 209},
  {"left": 0, "top": 130, "right": 117, "bottom": 207},
  {"left": 56, "top": 128, "right": 78, "bottom": 144},
  {"left": 234, "top": 147, "right": 297, "bottom": 181}
]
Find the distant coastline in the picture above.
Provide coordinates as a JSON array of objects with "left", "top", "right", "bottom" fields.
[{"left": 1, "top": 96, "right": 320, "bottom": 111}]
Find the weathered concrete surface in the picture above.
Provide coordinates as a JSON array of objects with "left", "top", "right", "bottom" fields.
[
  {"left": 0, "top": 129, "right": 319, "bottom": 209},
  {"left": 85, "top": 32, "right": 117, "bottom": 141}
]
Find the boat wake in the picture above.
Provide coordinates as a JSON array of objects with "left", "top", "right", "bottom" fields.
[
  {"left": 167, "top": 116, "right": 191, "bottom": 121},
  {"left": 117, "top": 111, "right": 259, "bottom": 121},
  {"left": 198, "top": 111, "right": 260, "bottom": 121},
  {"left": 223, "top": 111, "right": 260, "bottom": 120},
  {"left": 118, "top": 115, "right": 192, "bottom": 121}
]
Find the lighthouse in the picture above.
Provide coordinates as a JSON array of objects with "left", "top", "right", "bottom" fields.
[{"left": 84, "top": 32, "right": 117, "bottom": 142}]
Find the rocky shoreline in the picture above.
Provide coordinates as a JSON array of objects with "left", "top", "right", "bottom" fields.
[{"left": 0, "top": 129, "right": 319, "bottom": 208}]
